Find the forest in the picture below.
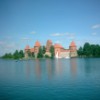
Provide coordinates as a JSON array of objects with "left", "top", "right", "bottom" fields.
[{"left": 77, "top": 42, "right": 100, "bottom": 57}]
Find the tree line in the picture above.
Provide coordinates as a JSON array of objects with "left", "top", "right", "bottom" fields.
[
  {"left": 77, "top": 42, "right": 100, "bottom": 57},
  {"left": 2, "top": 50, "right": 24, "bottom": 59},
  {"left": 1, "top": 45, "right": 55, "bottom": 59}
]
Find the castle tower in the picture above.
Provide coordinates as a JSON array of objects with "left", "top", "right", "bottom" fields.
[
  {"left": 45, "top": 40, "right": 52, "bottom": 57},
  {"left": 46, "top": 40, "right": 52, "bottom": 52},
  {"left": 34, "top": 41, "right": 41, "bottom": 58},
  {"left": 24, "top": 45, "right": 30, "bottom": 58},
  {"left": 69, "top": 41, "right": 77, "bottom": 57},
  {"left": 54, "top": 43, "right": 62, "bottom": 58}
]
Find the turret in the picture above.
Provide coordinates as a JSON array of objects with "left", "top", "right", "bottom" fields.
[
  {"left": 69, "top": 41, "right": 77, "bottom": 51},
  {"left": 34, "top": 41, "right": 41, "bottom": 58},
  {"left": 69, "top": 41, "right": 77, "bottom": 57}
]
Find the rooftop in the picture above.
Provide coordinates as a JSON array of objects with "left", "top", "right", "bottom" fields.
[
  {"left": 70, "top": 41, "right": 76, "bottom": 47},
  {"left": 25, "top": 45, "right": 30, "bottom": 50},
  {"left": 34, "top": 41, "right": 41, "bottom": 47},
  {"left": 54, "top": 43, "right": 63, "bottom": 48}
]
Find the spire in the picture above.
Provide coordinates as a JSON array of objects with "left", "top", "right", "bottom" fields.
[
  {"left": 25, "top": 45, "right": 30, "bottom": 50},
  {"left": 70, "top": 41, "right": 76, "bottom": 47},
  {"left": 34, "top": 41, "right": 41, "bottom": 47}
]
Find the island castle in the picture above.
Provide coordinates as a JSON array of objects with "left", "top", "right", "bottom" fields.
[{"left": 24, "top": 40, "right": 77, "bottom": 58}]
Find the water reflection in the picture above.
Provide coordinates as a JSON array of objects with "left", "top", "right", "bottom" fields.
[
  {"left": 24, "top": 59, "right": 78, "bottom": 79},
  {"left": 34, "top": 59, "right": 41, "bottom": 79},
  {"left": 55, "top": 59, "right": 62, "bottom": 75},
  {"left": 70, "top": 58, "right": 77, "bottom": 77},
  {"left": 26, "top": 61, "right": 31, "bottom": 79},
  {"left": 46, "top": 59, "right": 52, "bottom": 79}
]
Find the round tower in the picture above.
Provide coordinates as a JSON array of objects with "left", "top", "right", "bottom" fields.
[
  {"left": 69, "top": 41, "right": 77, "bottom": 51},
  {"left": 24, "top": 45, "right": 30, "bottom": 58},
  {"left": 69, "top": 41, "right": 77, "bottom": 57}
]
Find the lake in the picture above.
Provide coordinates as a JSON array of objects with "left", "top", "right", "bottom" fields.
[{"left": 0, "top": 58, "right": 100, "bottom": 100}]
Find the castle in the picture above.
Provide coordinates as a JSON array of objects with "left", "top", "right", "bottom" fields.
[{"left": 24, "top": 40, "right": 77, "bottom": 58}]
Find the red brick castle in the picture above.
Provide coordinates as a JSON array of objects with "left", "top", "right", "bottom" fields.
[{"left": 24, "top": 40, "right": 77, "bottom": 58}]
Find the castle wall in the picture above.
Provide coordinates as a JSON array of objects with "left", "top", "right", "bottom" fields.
[
  {"left": 70, "top": 51, "right": 77, "bottom": 57},
  {"left": 59, "top": 52, "right": 70, "bottom": 58}
]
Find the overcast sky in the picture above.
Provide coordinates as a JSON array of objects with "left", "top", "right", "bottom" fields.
[{"left": 0, "top": 0, "right": 100, "bottom": 56}]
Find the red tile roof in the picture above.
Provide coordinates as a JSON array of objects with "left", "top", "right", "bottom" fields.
[
  {"left": 54, "top": 43, "right": 63, "bottom": 48},
  {"left": 25, "top": 45, "right": 30, "bottom": 50},
  {"left": 34, "top": 41, "right": 41, "bottom": 47},
  {"left": 70, "top": 41, "right": 76, "bottom": 46}
]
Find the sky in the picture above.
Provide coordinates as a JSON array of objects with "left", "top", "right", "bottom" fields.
[{"left": 0, "top": 0, "right": 100, "bottom": 56}]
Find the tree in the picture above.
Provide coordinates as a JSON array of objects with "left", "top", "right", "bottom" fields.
[
  {"left": 27, "top": 50, "right": 32, "bottom": 57},
  {"left": 32, "top": 52, "right": 35, "bottom": 58},
  {"left": 42, "top": 46, "right": 46, "bottom": 54},
  {"left": 77, "top": 47, "right": 83, "bottom": 57},
  {"left": 83, "top": 43, "right": 91, "bottom": 57},
  {"left": 78, "top": 43, "right": 100, "bottom": 57},
  {"left": 45, "top": 54, "right": 50, "bottom": 58},
  {"left": 13, "top": 50, "right": 19, "bottom": 59},
  {"left": 37, "top": 47, "right": 43, "bottom": 58},
  {"left": 19, "top": 50, "right": 24, "bottom": 58},
  {"left": 2, "top": 53, "right": 13, "bottom": 59},
  {"left": 50, "top": 45, "right": 55, "bottom": 58}
]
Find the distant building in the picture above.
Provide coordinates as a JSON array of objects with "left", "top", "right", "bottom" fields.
[
  {"left": 69, "top": 41, "right": 77, "bottom": 57},
  {"left": 34, "top": 41, "right": 41, "bottom": 58},
  {"left": 54, "top": 41, "right": 77, "bottom": 58},
  {"left": 24, "top": 45, "right": 30, "bottom": 58},
  {"left": 54, "top": 43, "right": 70, "bottom": 58},
  {"left": 45, "top": 40, "right": 52, "bottom": 57},
  {"left": 24, "top": 40, "right": 77, "bottom": 58},
  {"left": 24, "top": 41, "right": 41, "bottom": 58}
]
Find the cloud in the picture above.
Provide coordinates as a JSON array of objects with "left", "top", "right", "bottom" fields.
[
  {"left": 50, "top": 32, "right": 75, "bottom": 40},
  {"left": 21, "top": 37, "right": 32, "bottom": 40},
  {"left": 0, "top": 41, "right": 5, "bottom": 45},
  {"left": 55, "top": 40, "right": 61, "bottom": 43},
  {"left": 6, "top": 43, "right": 16, "bottom": 48},
  {"left": 51, "top": 32, "right": 75, "bottom": 38},
  {"left": 51, "top": 33, "right": 65, "bottom": 36},
  {"left": 67, "top": 34, "right": 75, "bottom": 40},
  {"left": 30, "top": 31, "right": 36, "bottom": 34},
  {"left": 0, "top": 41, "right": 20, "bottom": 56},
  {"left": 92, "top": 32, "right": 97, "bottom": 36},
  {"left": 5, "top": 36, "right": 12, "bottom": 39},
  {"left": 92, "top": 24, "right": 100, "bottom": 29}
]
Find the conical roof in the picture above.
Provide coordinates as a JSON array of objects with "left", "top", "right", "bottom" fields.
[
  {"left": 34, "top": 41, "right": 41, "bottom": 47},
  {"left": 25, "top": 45, "right": 30, "bottom": 50},
  {"left": 54, "top": 43, "right": 63, "bottom": 48},
  {"left": 70, "top": 41, "right": 76, "bottom": 46}
]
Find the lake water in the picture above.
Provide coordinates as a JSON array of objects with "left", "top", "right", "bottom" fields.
[{"left": 0, "top": 58, "right": 100, "bottom": 100}]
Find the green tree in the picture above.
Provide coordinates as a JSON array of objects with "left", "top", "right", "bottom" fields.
[
  {"left": 13, "top": 50, "right": 19, "bottom": 59},
  {"left": 2, "top": 53, "right": 13, "bottom": 59},
  {"left": 77, "top": 47, "right": 83, "bottom": 57},
  {"left": 31, "top": 52, "right": 35, "bottom": 58},
  {"left": 37, "top": 47, "right": 43, "bottom": 58},
  {"left": 94, "top": 45, "right": 100, "bottom": 57},
  {"left": 19, "top": 50, "right": 24, "bottom": 58},
  {"left": 45, "top": 54, "right": 50, "bottom": 58},
  {"left": 50, "top": 45, "right": 55, "bottom": 58},
  {"left": 42, "top": 46, "right": 46, "bottom": 54},
  {"left": 27, "top": 50, "right": 32, "bottom": 57},
  {"left": 83, "top": 43, "right": 91, "bottom": 57}
]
